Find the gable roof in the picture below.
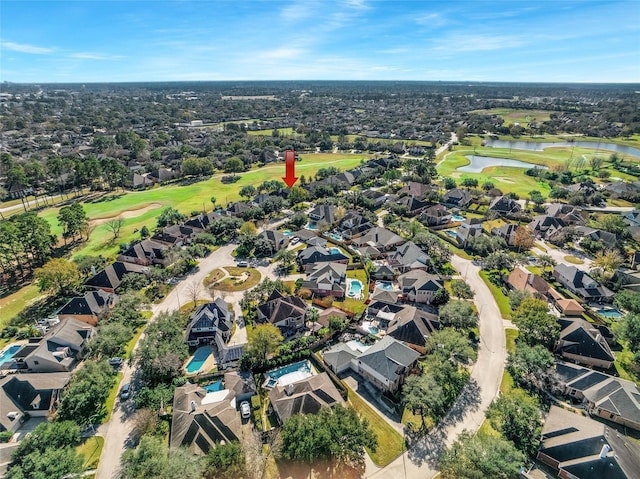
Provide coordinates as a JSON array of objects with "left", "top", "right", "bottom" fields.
[
  {"left": 554, "top": 264, "right": 614, "bottom": 300},
  {"left": 57, "top": 290, "right": 115, "bottom": 317},
  {"left": 398, "top": 270, "right": 443, "bottom": 294},
  {"left": 442, "top": 188, "right": 472, "bottom": 206},
  {"left": 306, "top": 262, "right": 347, "bottom": 285},
  {"left": 297, "top": 245, "right": 348, "bottom": 265},
  {"left": 388, "top": 241, "right": 429, "bottom": 270},
  {"left": 353, "top": 226, "right": 405, "bottom": 249},
  {"left": 84, "top": 261, "right": 148, "bottom": 290},
  {"left": 506, "top": 267, "right": 549, "bottom": 295},
  {"left": 257, "top": 292, "right": 307, "bottom": 325},
  {"left": 489, "top": 195, "right": 521, "bottom": 214},
  {"left": 24, "top": 318, "right": 94, "bottom": 370},
  {"left": 386, "top": 305, "right": 440, "bottom": 348},
  {"left": 556, "top": 318, "right": 616, "bottom": 365},
  {"left": 357, "top": 335, "right": 420, "bottom": 382}
]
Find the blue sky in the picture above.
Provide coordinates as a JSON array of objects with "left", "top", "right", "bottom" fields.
[{"left": 1, "top": 0, "right": 639, "bottom": 83}]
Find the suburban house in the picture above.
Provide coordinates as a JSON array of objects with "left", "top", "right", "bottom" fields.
[
  {"left": 56, "top": 290, "right": 117, "bottom": 326},
  {"left": 370, "top": 264, "right": 395, "bottom": 281},
  {"left": 258, "top": 229, "right": 289, "bottom": 252},
  {"left": 419, "top": 204, "right": 451, "bottom": 226},
  {"left": 442, "top": 188, "right": 472, "bottom": 208},
  {"left": 554, "top": 297, "right": 585, "bottom": 316},
  {"left": 555, "top": 318, "right": 616, "bottom": 369},
  {"left": 505, "top": 267, "right": 549, "bottom": 298},
  {"left": 162, "top": 224, "right": 200, "bottom": 246},
  {"left": 19, "top": 318, "right": 94, "bottom": 373},
  {"left": 545, "top": 203, "right": 586, "bottom": 225},
  {"left": 308, "top": 204, "right": 336, "bottom": 226},
  {"left": 185, "top": 299, "right": 233, "bottom": 347},
  {"left": 384, "top": 305, "right": 440, "bottom": 352},
  {"left": 184, "top": 212, "right": 217, "bottom": 232},
  {"left": 0, "top": 372, "right": 70, "bottom": 433},
  {"left": 352, "top": 226, "right": 405, "bottom": 251},
  {"left": 361, "top": 189, "right": 387, "bottom": 209},
  {"left": 257, "top": 290, "right": 308, "bottom": 337},
  {"left": 117, "top": 239, "right": 170, "bottom": 266},
  {"left": 336, "top": 211, "right": 373, "bottom": 239},
  {"left": 323, "top": 335, "right": 419, "bottom": 393},
  {"left": 553, "top": 264, "right": 614, "bottom": 303},
  {"left": 488, "top": 195, "right": 521, "bottom": 216},
  {"left": 623, "top": 209, "right": 640, "bottom": 227},
  {"left": 297, "top": 245, "right": 349, "bottom": 271},
  {"left": 387, "top": 241, "right": 430, "bottom": 273},
  {"left": 268, "top": 372, "right": 345, "bottom": 425},
  {"left": 301, "top": 263, "right": 347, "bottom": 298},
  {"left": 398, "top": 270, "right": 444, "bottom": 304},
  {"left": 225, "top": 201, "right": 251, "bottom": 217},
  {"left": 577, "top": 226, "right": 618, "bottom": 250},
  {"left": 170, "top": 382, "right": 242, "bottom": 455},
  {"left": 84, "top": 261, "right": 149, "bottom": 294},
  {"left": 398, "top": 181, "right": 433, "bottom": 199},
  {"left": 491, "top": 223, "right": 519, "bottom": 247},
  {"left": 555, "top": 361, "right": 640, "bottom": 431},
  {"left": 527, "top": 215, "right": 566, "bottom": 239},
  {"left": 537, "top": 405, "right": 640, "bottom": 479},
  {"left": 454, "top": 218, "right": 483, "bottom": 247},
  {"left": 397, "top": 195, "right": 428, "bottom": 216},
  {"left": 223, "top": 371, "right": 257, "bottom": 403}
]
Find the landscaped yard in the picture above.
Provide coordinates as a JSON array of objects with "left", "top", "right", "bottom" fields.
[
  {"left": 213, "top": 266, "right": 261, "bottom": 291},
  {"left": 466, "top": 108, "right": 558, "bottom": 127},
  {"left": 505, "top": 328, "right": 518, "bottom": 354},
  {"left": 102, "top": 372, "right": 124, "bottom": 423},
  {"left": 563, "top": 255, "right": 584, "bottom": 265},
  {"left": 479, "top": 271, "right": 511, "bottom": 319},
  {"left": 203, "top": 268, "right": 225, "bottom": 287},
  {"left": 346, "top": 386, "right": 405, "bottom": 467},
  {"left": 77, "top": 436, "right": 105, "bottom": 470},
  {"left": 0, "top": 283, "right": 42, "bottom": 327}
]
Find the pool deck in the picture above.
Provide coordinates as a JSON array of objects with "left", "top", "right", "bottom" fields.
[{"left": 185, "top": 346, "right": 217, "bottom": 375}]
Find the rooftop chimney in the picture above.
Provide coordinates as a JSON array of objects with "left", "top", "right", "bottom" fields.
[
  {"left": 190, "top": 400, "right": 197, "bottom": 412},
  {"left": 599, "top": 444, "right": 610, "bottom": 459}
]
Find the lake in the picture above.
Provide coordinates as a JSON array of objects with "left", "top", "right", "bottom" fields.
[
  {"left": 484, "top": 139, "right": 640, "bottom": 158},
  {"left": 459, "top": 155, "right": 548, "bottom": 173}
]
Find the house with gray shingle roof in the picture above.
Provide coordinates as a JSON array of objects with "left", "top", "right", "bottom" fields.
[
  {"left": 84, "top": 261, "right": 149, "bottom": 294},
  {"left": 398, "top": 270, "right": 444, "bottom": 304},
  {"left": 257, "top": 290, "right": 308, "bottom": 336},
  {"left": 300, "top": 263, "right": 347, "bottom": 298},
  {"left": 556, "top": 318, "right": 616, "bottom": 369},
  {"left": 442, "top": 188, "right": 472, "bottom": 208},
  {"left": 308, "top": 204, "right": 336, "bottom": 226},
  {"left": 258, "top": 229, "right": 289, "bottom": 251},
  {"left": 297, "top": 245, "right": 349, "bottom": 271},
  {"left": 117, "top": 238, "right": 171, "bottom": 266},
  {"left": 185, "top": 299, "right": 233, "bottom": 347},
  {"left": 553, "top": 264, "right": 614, "bottom": 303},
  {"left": 387, "top": 241, "right": 430, "bottom": 273},
  {"left": 537, "top": 406, "right": 640, "bottom": 479},
  {"left": 489, "top": 195, "right": 521, "bottom": 216},
  {"left": 352, "top": 226, "right": 405, "bottom": 251},
  {"left": 56, "top": 290, "right": 117, "bottom": 326},
  {"left": 268, "top": 372, "right": 345, "bottom": 425}
]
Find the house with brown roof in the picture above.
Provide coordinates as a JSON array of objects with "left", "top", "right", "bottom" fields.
[
  {"left": 554, "top": 298, "right": 585, "bottom": 316},
  {"left": 505, "top": 267, "right": 549, "bottom": 298},
  {"left": 257, "top": 290, "right": 308, "bottom": 337}
]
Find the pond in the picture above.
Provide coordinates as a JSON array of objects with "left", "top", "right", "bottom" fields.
[
  {"left": 484, "top": 139, "right": 640, "bottom": 158},
  {"left": 459, "top": 155, "right": 548, "bottom": 173}
]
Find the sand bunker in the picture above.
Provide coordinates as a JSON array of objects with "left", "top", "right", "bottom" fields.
[{"left": 90, "top": 203, "right": 163, "bottom": 226}]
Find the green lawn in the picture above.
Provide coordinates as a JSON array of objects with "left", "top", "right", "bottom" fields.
[
  {"left": 125, "top": 327, "right": 145, "bottom": 359},
  {"left": 214, "top": 266, "right": 261, "bottom": 291},
  {"left": 505, "top": 328, "right": 518, "bottom": 354},
  {"left": 346, "top": 386, "right": 405, "bottom": 467},
  {"left": 478, "top": 271, "right": 511, "bottom": 319},
  {"left": 0, "top": 283, "right": 43, "bottom": 326},
  {"left": 77, "top": 436, "right": 104, "bottom": 470},
  {"left": 466, "top": 108, "right": 558, "bottom": 127},
  {"left": 564, "top": 255, "right": 584, "bottom": 265},
  {"left": 332, "top": 268, "right": 369, "bottom": 315},
  {"left": 500, "top": 370, "right": 515, "bottom": 394},
  {"left": 102, "top": 372, "right": 123, "bottom": 424}
]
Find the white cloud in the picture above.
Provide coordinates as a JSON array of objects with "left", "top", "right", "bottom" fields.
[
  {"left": 69, "top": 52, "right": 125, "bottom": 60},
  {"left": 415, "top": 13, "right": 448, "bottom": 27},
  {"left": 433, "top": 34, "right": 525, "bottom": 52},
  {"left": 260, "top": 47, "right": 305, "bottom": 60},
  {"left": 1, "top": 41, "right": 53, "bottom": 54}
]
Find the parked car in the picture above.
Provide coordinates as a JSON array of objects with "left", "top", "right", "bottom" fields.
[
  {"left": 240, "top": 400, "right": 251, "bottom": 419},
  {"left": 108, "top": 357, "right": 123, "bottom": 368},
  {"left": 290, "top": 237, "right": 300, "bottom": 245},
  {"left": 120, "top": 383, "right": 131, "bottom": 400},
  {"left": 237, "top": 260, "right": 248, "bottom": 267}
]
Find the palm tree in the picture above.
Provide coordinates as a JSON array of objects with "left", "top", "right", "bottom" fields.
[
  {"left": 537, "top": 254, "right": 556, "bottom": 279},
  {"left": 591, "top": 249, "right": 624, "bottom": 279}
]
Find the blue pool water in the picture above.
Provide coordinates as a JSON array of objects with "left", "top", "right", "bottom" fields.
[
  {"left": 376, "top": 281, "right": 394, "bottom": 291},
  {"left": 186, "top": 347, "right": 212, "bottom": 374},
  {"left": 264, "top": 360, "right": 312, "bottom": 388},
  {"left": 348, "top": 279, "right": 364, "bottom": 297},
  {"left": 451, "top": 214, "right": 465, "bottom": 221},
  {"left": 329, "top": 233, "right": 342, "bottom": 242},
  {"left": 305, "top": 223, "right": 318, "bottom": 230},
  {"left": 203, "top": 380, "right": 224, "bottom": 392},
  {"left": 282, "top": 230, "right": 293, "bottom": 236},
  {"left": 595, "top": 308, "right": 623, "bottom": 319},
  {"left": 445, "top": 230, "right": 458, "bottom": 238},
  {"left": 0, "top": 345, "right": 21, "bottom": 365},
  {"left": 329, "top": 247, "right": 342, "bottom": 255}
]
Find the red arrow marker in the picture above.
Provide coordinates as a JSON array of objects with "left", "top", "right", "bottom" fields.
[{"left": 282, "top": 150, "right": 298, "bottom": 187}]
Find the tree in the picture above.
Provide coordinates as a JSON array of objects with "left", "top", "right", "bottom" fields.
[
  {"left": 157, "top": 207, "right": 187, "bottom": 228},
  {"left": 482, "top": 181, "right": 495, "bottom": 192},
  {"left": 239, "top": 185, "right": 256, "bottom": 200},
  {"left": 615, "top": 313, "right": 640, "bottom": 352},
  {"left": 89, "top": 321, "right": 133, "bottom": 358},
  {"left": 589, "top": 156, "right": 604, "bottom": 171},
  {"left": 57, "top": 360, "right": 116, "bottom": 425},
  {"left": 439, "top": 300, "right": 478, "bottom": 330},
  {"left": 106, "top": 216, "right": 125, "bottom": 241},
  {"left": 210, "top": 196, "right": 217, "bottom": 210},
  {"left": 528, "top": 190, "right": 545, "bottom": 207},
  {"left": 248, "top": 323, "right": 283, "bottom": 360},
  {"left": 239, "top": 221, "right": 257, "bottom": 236},
  {"left": 182, "top": 157, "right": 213, "bottom": 176},
  {"left": 203, "top": 441, "right": 246, "bottom": 479},
  {"left": 224, "top": 157, "right": 244, "bottom": 176},
  {"left": 432, "top": 287, "right": 450, "bottom": 306},
  {"left": 614, "top": 290, "right": 640, "bottom": 314},
  {"left": 487, "top": 389, "right": 542, "bottom": 456},
  {"left": 426, "top": 328, "right": 477, "bottom": 365},
  {"left": 34, "top": 258, "right": 81, "bottom": 296},
  {"left": 120, "top": 435, "right": 203, "bottom": 479},
  {"left": 185, "top": 280, "right": 203, "bottom": 308},
  {"left": 591, "top": 249, "right": 624, "bottom": 279},
  {"left": 6, "top": 421, "right": 83, "bottom": 479},
  {"left": 443, "top": 177, "right": 456, "bottom": 189},
  {"left": 508, "top": 289, "right": 531, "bottom": 310},
  {"left": 511, "top": 298, "right": 560, "bottom": 348},
  {"left": 513, "top": 226, "right": 534, "bottom": 252},
  {"left": 279, "top": 405, "right": 376, "bottom": 470},
  {"left": 461, "top": 177, "right": 478, "bottom": 189},
  {"left": 595, "top": 214, "right": 627, "bottom": 236},
  {"left": 274, "top": 248, "right": 295, "bottom": 273},
  {"left": 450, "top": 279, "right": 474, "bottom": 299},
  {"left": 288, "top": 185, "right": 309, "bottom": 204},
  {"left": 507, "top": 343, "right": 555, "bottom": 392},
  {"left": 58, "top": 203, "right": 89, "bottom": 244},
  {"left": 402, "top": 373, "right": 446, "bottom": 428},
  {"left": 439, "top": 431, "right": 525, "bottom": 479},
  {"left": 140, "top": 225, "right": 150, "bottom": 239},
  {"left": 537, "top": 254, "right": 556, "bottom": 276}
]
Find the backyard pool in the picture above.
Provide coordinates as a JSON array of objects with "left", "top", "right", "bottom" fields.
[
  {"left": 305, "top": 223, "right": 318, "bottom": 230},
  {"left": 282, "top": 230, "right": 293, "bottom": 236},
  {"left": 264, "top": 360, "right": 312, "bottom": 388},
  {"left": 328, "top": 232, "right": 343, "bottom": 242},
  {"left": 203, "top": 380, "right": 224, "bottom": 392},
  {"left": 445, "top": 230, "right": 458, "bottom": 238},
  {"left": 360, "top": 320, "right": 380, "bottom": 336},
  {"left": 347, "top": 279, "right": 364, "bottom": 298},
  {"left": 376, "top": 281, "right": 394, "bottom": 291},
  {"left": 185, "top": 346, "right": 212, "bottom": 374},
  {"left": 0, "top": 344, "right": 21, "bottom": 365},
  {"left": 450, "top": 214, "right": 465, "bottom": 222},
  {"left": 595, "top": 308, "right": 624, "bottom": 319},
  {"left": 329, "top": 247, "right": 342, "bottom": 255}
]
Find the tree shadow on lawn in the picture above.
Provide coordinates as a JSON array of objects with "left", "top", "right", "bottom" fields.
[
  {"left": 406, "top": 378, "right": 481, "bottom": 468},
  {"left": 275, "top": 459, "right": 363, "bottom": 479}
]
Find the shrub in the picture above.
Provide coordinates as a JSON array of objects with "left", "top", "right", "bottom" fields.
[{"left": 0, "top": 431, "right": 13, "bottom": 442}]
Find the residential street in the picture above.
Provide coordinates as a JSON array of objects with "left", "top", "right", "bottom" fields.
[{"left": 366, "top": 254, "right": 506, "bottom": 479}]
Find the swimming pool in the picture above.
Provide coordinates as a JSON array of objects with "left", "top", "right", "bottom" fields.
[
  {"left": 203, "top": 380, "right": 224, "bottom": 392},
  {"left": 305, "top": 223, "right": 318, "bottom": 230},
  {"left": 376, "top": 281, "right": 394, "bottom": 291},
  {"left": 595, "top": 308, "right": 623, "bottom": 319},
  {"left": 348, "top": 279, "right": 364, "bottom": 298},
  {"left": 445, "top": 230, "right": 458, "bottom": 238},
  {"left": 264, "top": 360, "right": 312, "bottom": 388},
  {"left": 185, "top": 347, "right": 212, "bottom": 374},
  {"left": 451, "top": 214, "right": 465, "bottom": 221},
  {"left": 328, "top": 232, "right": 342, "bottom": 242},
  {"left": 282, "top": 230, "right": 293, "bottom": 236},
  {"left": 0, "top": 345, "right": 21, "bottom": 365},
  {"left": 329, "top": 247, "right": 342, "bottom": 255}
]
